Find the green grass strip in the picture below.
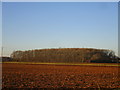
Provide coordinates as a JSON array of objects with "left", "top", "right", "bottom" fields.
[{"left": 1, "top": 62, "right": 120, "bottom": 67}]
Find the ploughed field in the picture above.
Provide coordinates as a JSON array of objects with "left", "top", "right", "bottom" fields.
[{"left": 2, "top": 63, "right": 120, "bottom": 89}]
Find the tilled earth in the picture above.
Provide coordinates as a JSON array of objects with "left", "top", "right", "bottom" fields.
[{"left": 2, "top": 63, "right": 120, "bottom": 89}]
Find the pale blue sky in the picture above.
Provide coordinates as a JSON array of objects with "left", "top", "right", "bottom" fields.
[{"left": 2, "top": 2, "right": 118, "bottom": 56}]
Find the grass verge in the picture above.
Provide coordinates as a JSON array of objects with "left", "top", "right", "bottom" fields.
[{"left": 1, "top": 62, "right": 120, "bottom": 67}]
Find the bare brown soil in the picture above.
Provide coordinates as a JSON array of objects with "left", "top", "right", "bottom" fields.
[{"left": 2, "top": 63, "right": 120, "bottom": 89}]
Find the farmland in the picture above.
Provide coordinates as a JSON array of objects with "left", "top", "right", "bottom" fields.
[{"left": 2, "top": 63, "right": 120, "bottom": 89}]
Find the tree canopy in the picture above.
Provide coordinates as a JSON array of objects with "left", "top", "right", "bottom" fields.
[{"left": 10, "top": 48, "right": 119, "bottom": 63}]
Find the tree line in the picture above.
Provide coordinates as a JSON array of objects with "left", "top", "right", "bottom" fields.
[{"left": 10, "top": 48, "right": 119, "bottom": 63}]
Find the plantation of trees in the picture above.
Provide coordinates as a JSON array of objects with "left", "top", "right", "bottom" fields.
[{"left": 10, "top": 48, "right": 119, "bottom": 63}]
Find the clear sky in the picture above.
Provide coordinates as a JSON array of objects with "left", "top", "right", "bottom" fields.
[{"left": 2, "top": 2, "right": 118, "bottom": 56}]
